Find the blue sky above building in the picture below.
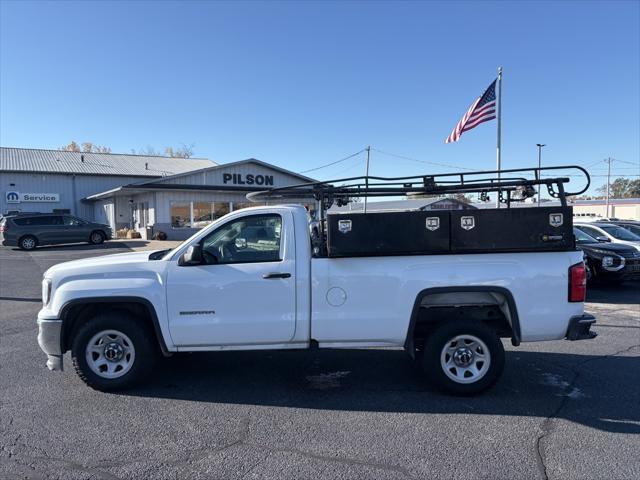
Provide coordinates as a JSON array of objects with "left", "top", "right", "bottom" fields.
[{"left": 1, "top": 0, "right": 638, "bottom": 195}]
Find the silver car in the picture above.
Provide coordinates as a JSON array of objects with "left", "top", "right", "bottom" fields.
[{"left": 574, "top": 222, "right": 640, "bottom": 252}]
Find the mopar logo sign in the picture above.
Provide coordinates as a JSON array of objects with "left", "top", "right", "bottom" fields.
[{"left": 4, "top": 192, "right": 60, "bottom": 203}]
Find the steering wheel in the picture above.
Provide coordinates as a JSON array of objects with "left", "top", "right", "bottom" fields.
[{"left": 218, "top": 243, "right": 236, "bottom": 262}]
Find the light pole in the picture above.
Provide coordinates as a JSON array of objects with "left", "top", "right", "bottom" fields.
[
  {"left": 605, "top": 157, "right": 612, "bottom": 218},
  {"left": 536, "top": 144, "right": 546, "bottom": 206}
]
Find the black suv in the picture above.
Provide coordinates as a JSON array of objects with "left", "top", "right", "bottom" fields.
[
  {"left": 0, "top": 214, "right": 112, "bottom": 250},
  {"left": 574, "top": 227, "right": 640, "bottom": 284}
]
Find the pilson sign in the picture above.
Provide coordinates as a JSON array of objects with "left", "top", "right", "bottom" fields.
[
  {"left": 5, "top": 192, "right": 60, "bottom": 203},
  {"left": 222, "top": 173, "right": 274, "bottom": 186}
]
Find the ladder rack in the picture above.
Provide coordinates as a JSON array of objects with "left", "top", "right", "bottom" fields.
[{"left": 247, "top": 164, "right": 590, "bottom": 209}]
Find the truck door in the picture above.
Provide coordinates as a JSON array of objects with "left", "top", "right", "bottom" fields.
[{"left": 166, "top": 211, "right": 297, "bottom": 346}]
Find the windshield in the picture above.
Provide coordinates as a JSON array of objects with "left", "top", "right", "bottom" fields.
[
  {"left": 599, "top": 225, "right": 640, "bottom": 241},
  {"left": 574, "top": 228, "right": 598, "bottom": 243},
  {"left": 620, "top": 224, "right": 640, "bottom": 237}
]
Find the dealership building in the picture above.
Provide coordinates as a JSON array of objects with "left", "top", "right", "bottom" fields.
[{"left": 0, "top": 147, "right": 314, "bottom": 239}]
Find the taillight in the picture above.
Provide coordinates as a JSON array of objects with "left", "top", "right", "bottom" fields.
[{"left": 569, "top": 262, "right": 587, "bottom": 302}]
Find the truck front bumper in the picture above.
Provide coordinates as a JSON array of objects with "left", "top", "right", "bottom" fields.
[
  {"left": 37, "top": 317, "right": 63, "bottom": 371},
  {"left": 566, "top": 313, "right": 597, "bottom": 341}
]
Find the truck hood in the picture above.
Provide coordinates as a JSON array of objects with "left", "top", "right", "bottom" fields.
[{"left": 44, "top": 250, "right": 160, "bottom": 278}]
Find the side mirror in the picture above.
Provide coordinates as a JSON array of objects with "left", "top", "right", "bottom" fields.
[
  {"left": 178, "top": 244, "right": 203, "bottom": 266},
  {"left": 596, "top": 236, "right": 611, "bottom": 243}
]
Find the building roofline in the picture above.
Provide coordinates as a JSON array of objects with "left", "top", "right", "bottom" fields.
[
  {"left": 130, "top": 158, "right": 316, "bottom": 186},
  {"left": 0, "top": 145, "right": 211, "bottom": 161},
  {"left": 2, "top": 169, "right": 164, "bottom": 178}
]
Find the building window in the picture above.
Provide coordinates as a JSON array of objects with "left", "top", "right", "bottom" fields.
[
  {"left": 171, "top": 201, "right": 232, "bottom": 229},
  {"left": 192, "top": 202, "right": 212, "bottom": 228},
  {"left": 171, "top": 202, "right": 191, "bottom": 228}
]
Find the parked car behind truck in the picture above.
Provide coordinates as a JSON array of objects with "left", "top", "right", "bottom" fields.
[
  {"left": 574, "top": 227, "right": 640, "bottom": 284},
  {"left": 0, "top": 213, "right": 111, "bottom": 250}
]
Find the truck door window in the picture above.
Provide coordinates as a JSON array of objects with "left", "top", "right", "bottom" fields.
[{"left": 200, "top": 214, "right": 282, "bottom": 265}]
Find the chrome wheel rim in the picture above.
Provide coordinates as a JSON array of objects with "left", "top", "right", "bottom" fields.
[
  {"left": 440, "top": 334, "right": 491, "bottom": 384},
  {"left": 85, "top": 330, "right": 135, "bottom": 379},
  {"left": 91, "top": 232, "right": 102, "bottom": 243},
  {"left": 22, "top": 237, "right": 35, "bottom": 249}
]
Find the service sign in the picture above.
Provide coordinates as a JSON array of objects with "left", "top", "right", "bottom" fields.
[{"left": 5, "top": 192, "right": 60, "bottom": 203}]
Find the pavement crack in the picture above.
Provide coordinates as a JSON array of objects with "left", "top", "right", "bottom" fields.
[
  {"left": 534, "top": 343, "right": 640, "bottom": 480},
  {"left": 246, "top": 443, "right": 416, "bottom": 479}
]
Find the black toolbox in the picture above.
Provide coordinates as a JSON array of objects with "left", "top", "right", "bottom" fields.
[
  {"left": 327, "top": 211, "right": 450, "bottom": 257},
  {"left": 450, "top": 206, "right": 574, "bottom": 253},
  {"left": 327, "top": 206, "right": 574, "bottom": 257}
]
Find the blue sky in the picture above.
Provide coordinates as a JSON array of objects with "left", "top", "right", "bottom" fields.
[{"left": 1, "top": 0, "right": 638, "bottom": 195}]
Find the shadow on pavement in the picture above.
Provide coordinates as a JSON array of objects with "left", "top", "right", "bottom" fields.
[
  {"left": 6, "top": 240, "right": 149, "bottom": 252},
  {"left": 122, "top": 348, "right": 639, "bottom": 434},
  {"left": 586, "top": 282, "right": 640, "bottom": 305}
]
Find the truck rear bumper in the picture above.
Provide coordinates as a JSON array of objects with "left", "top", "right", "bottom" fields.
[
  {"left": 37, "top": 317, "right": 63, "bottom": 371},
  {"left": 565, "top": 313, "right": 597, "bottom": 341}
]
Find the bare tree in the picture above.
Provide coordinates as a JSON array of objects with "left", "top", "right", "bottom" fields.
[
  {"left": 165, "top": 143, "right": 194, "bottom": 158},
  {"left": 59, "top": 141, "right": 81, "bottom": 152},
  {"left": 59, "top": 141, "right": 111, "bottom": 153},
  {"left": 132, "top": 144, "right": 194, "bottom": 158}
]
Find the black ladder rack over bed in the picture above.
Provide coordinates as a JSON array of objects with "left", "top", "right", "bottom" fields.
[{"left": 246, "top": 165, "right": 591, "bottom": 257}]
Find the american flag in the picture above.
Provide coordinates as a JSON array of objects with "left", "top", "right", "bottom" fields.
[{"left": 445, "top": 79, "right": 497, "bottom": 143}]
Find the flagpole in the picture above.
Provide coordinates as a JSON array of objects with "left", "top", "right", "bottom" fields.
[{"left": 495, "top": 66, "right": 502, "bottom": 208}]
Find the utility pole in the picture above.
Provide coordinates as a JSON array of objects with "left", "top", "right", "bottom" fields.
[
  {"left": 605, "top": 157, "right": 612, "bottom": 218},
  {"left": 364, "top": 146, "right": 371, "bottom": 214},
  {"left": 536, "top": 144, "right": 546, "bottom": 206}
]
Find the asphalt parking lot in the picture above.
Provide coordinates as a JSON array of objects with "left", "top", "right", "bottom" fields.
[{"left": 1, "top": 243, "right": 639, "bottom": 480}]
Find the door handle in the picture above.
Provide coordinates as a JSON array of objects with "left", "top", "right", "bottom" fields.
[{"left": 262, "top": 272, "right": 291, "bottom": 279}]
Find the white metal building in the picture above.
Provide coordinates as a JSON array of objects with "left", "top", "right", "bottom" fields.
[
  {"left": 85, "top": 159, "right": 315, "bottom": 239},
  {"left": 1, "top": 147, "right": 314, "bottom": 240}
]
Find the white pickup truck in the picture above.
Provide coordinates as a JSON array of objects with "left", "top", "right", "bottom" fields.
[{"left": 37, "top": 203, "right": 596, "bottom": 395}]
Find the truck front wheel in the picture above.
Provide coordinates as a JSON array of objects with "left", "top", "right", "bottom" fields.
[
  {"left": 71, "top": 312, "right": 157, "bottom": 391},
  {"left": 421, "top": 320, "right": 505, "bottom": 395}
]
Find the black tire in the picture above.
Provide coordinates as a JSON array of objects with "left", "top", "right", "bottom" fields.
[
  {"left": 421, "top": 320, "right": 505, "bottom": 395},
  {"left": 18, "top": 235, "right": 38, "bottom": 251},
  {"left": 71, "top": 311, "right": 157, "bottom": 391},
  {"left": 89, "top": 230, "right": 105, "bottom": 245}
]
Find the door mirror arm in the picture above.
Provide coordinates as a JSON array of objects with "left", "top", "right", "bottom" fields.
[{"left": 178, "top": 244, "right": 204, "bottom": 266}]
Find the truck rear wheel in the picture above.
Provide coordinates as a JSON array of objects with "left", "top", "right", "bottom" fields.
[
  {"left": 71, "top": 312, "right": 156, "bottom": 391},
  {"left": 421, "top": 320, "right": 505, "bottom": 395}
]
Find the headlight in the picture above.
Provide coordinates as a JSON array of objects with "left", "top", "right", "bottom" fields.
[
  {"left": 42, "top": 278, "right": 52, "bottom": 306},
  {"left": 602, "top": 256, "right": 614, "bottom": 267},
  {"left": 602, "top": 255, "right": 625, "bottom": 271}
]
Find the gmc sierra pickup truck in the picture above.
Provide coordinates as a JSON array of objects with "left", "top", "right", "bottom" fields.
[{"left": 36, "top": 167, "right": 597, "bottom": 394}]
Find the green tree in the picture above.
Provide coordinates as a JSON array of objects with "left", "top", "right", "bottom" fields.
[{"left": 597, "top": 178, "right": 640, "bottom": 198}]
